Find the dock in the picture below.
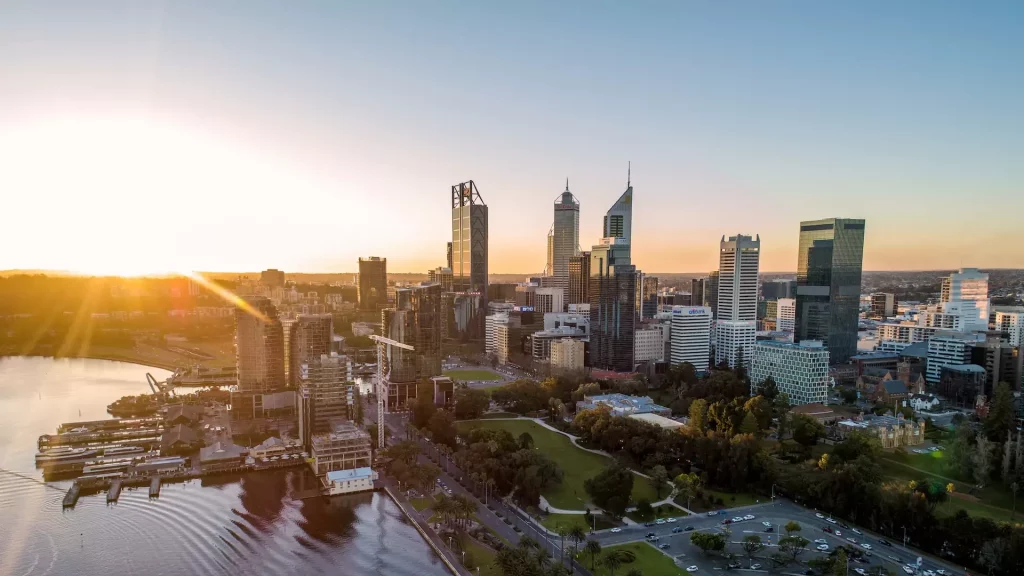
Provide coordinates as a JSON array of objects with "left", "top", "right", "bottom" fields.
[
  {"left": 63, "top": 482, "right": 81, "bottom": 508},
  {"left": 107, "top": 479, "right": 122, "bottom": 502},
  {"left": 149, "top": 477, "right": 161, "bottom": 498}
]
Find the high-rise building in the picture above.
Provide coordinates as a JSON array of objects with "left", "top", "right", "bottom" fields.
[
  {"left": 996, "top": 309, "right": 1024, "bottom": 347},
  {"left": 588, "top": 239, "right": 636, "bottom": 371},
  {"left": 551, "top": 183, "right": 580, "bottom": 287},
  {"left": 545, "top": 225, "right": 555, "bottom": 276},
  {"left": 637, "top": 274, "right": 658, "bottom": 320},
  {"left": 940, "top": 268, "right": 990, "bottom": 333},
  {"left": 715, "top": 234, "right": 760, "bottom": 368},
  {"left": 451, "top": 181, "right": 488, "bottom": 296},
  {"left": 298, "top": 354, "right": 354, "bottom": 447},
  {"left": 446, "top": 242, "right": 453, "bottom": 269},
  {"left": 926, "top": 331, "right": 983, "bottom": 383},
  {"left": 777, "top": 298, "right": 796, "bottom": 333},
  {"left": 871, "top": 293, "right": 896, "bottom": 319},
  {"left": 970, "top": 334, "right": 1023, "bottom": 395},
  {"left": 634, "top": 326, "right": 666, "bottom": 363},
  {"left": 382, "top": 284, "right": 442, "bottom": 408},
  {"left": 288, "top": 314, "right": 333, "bottom": 388},
  {"left": 750, "top": 341, "right": 830, "bottom": 406},
  {"left": 603, "top": 176, "right": 633, "bottom": 246},
  {"left": 669, "top": 306, "right": 712, "bottom": 372},
  {"left": 706, "top": 271, "right": 719, "bottom": 318},
  {"left": 534, "top": 287, "right": 565, "bottom": 315},
  {"left": 689, "top": 278, "right": 707, "bottom": 309},
  {"left": 794, "top": 218, "right": 866, "bottom": 364},
  {"left": 234, "top": 297, "right": 287, "bottom": 420},
  {"left": 568, "top": 253, "right": 591, "bottom": 305},
  {"left": 761, "top": 279, "right": 795, "bottom": 300},
  {"left": 358, "top": 257, "right": 387, "bottom": 310},
  {"left": 428, "top": 267, "right": 454, "bottom": 292},
  {"left": 260, "top": 269, "right": 286, "bottom": 288},
  {"left": 550, "top": 338, "right": 585, "bottom": 371}
]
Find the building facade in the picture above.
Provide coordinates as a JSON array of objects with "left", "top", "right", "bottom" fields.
[
  {"left": 638, "top": 274, "right": 659, "bottom": 321},
  {"left": 926, "top": 332, "right": 981, "bottom": 383},
  {"left": 451, "top": 181, "right": 488, "bottom": 296},
  {"left": 288, "top": 314, "right": 333, "bottom": 388},
  {"left": 940, "top": 268, "right": 990, "bottom": 333},
  {"left": 568, "top": 253, "right": 591, "bottom": 306},
  {"left": 715, "top": 234, "right": 760, "bottom": 368},
  {"left": 794, "top": 217, "right": 866, "bottom": 364},
  {"left": 358, "top": 257, "right": 388, "bottom": 310},
  {"left": 995, "top": 309, "right": 1024, "bottom": 347},
  {"left": 298, "top": 354, "right": 354, "bottom": 448},
  {"left": 260, "top": 269, "right": 286, "bottom": 288},
  {"left": 234, "top": 296, "right": 287, "bottom": 420},
  {"left": 551, "top": 184, "right": 580, "bottom": 288},
  {"left": 871, "top": 293, "right": 896, "bottom": 319},
  {"left": 428, "top": 267, "right": 454, "bottom": 292},
  {"left": 310, "top": 420, "right": 372, "bottom": 476},
  {"left": 777, "top": 298, "right": 796, "bottom": 333},
  {"left": 669, "top": 306, "right": 712, "bottom": 372},
  {"left": 382, "top": 284, "right": 442, "bottom": 388},
  {"left": 588, "top": 239, "right": 636, "bottom": 371},
  {"left": 750, "top": 341, "right": 830, "bottom": 406},
  {"left": 634, "top": 326, "right": 665, "bottom": 363},
  {"left": 550, "top": 338, "right": 585, "bottom": 371}
]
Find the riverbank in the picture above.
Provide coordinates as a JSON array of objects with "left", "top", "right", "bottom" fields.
[{"left": 1, "top": 351, "right": 180, "bottom": 371}]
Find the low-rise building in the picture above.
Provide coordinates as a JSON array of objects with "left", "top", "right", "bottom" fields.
[
  {"left": 310, "top": 420, "right": 372, "bottom": 476},
  {"left": 200, "top": 441, "right": 247, "bottom": 472},
  {"left": 550, "top": 338, "right": 585, "bottom": 371},
  {"left": 749, "top": 340, "right": 830, "bottom": 406},
  {"left": 837, "top": 414, "right": 925, "bottom": 449},
  {"left": 326, "top": 467, "right": 377, "bottom": 495},
  {"left": 161, "top": 424, "right": 199, "bottom": 455},
  {"left": 938, "top": 364, "right": 987, "bottom": 408},
  {"left": 576, "top": 393, "right": 671, "bottom": 417}
]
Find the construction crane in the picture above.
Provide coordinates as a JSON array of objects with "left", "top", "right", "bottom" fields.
[{"left": 369, "top": 335, "right": 414, "bottom": 450}]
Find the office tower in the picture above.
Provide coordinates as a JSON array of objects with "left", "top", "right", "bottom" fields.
[
  {"left": 568, "top": 253, "right": 591, "bottom": 305},
  {"left": 637, "top": 274, "right": 658, "bottom": 320},
  {"left": 485, "top": 312, "right": 512, "bottom": 361},
  {"left": 777, "top": 298, "right": 796, "bottom": 333},
  {"left": 382, "top": 284, "right": 442, "bottom": 386},
  {"left": 535, "top": 287, "right": 565, "bottom": 315},
  {"left": 551, "top": 183, "right": 580, "bottom": 288},
  {"left": 707, "top": 271, "right": 719, "bottom": 317},
  {"left": 715, "top": 234, "right": 760, "bottom": 368},
  {"left": 515, "top": 283, "right": 538, "bottom": 308},
  {"left": 451, "top": 180, "right": 488, "bottom": 296},
  {"left": 750, "top": 341, "right": 830, "bottom": 406},
  {"left": 298, "top": 354, "right": 354, "bottom": 447},
  {"left": 794, "top": 217, "right": 866, "bottom": 364},
  {"left": 588, "top": 239, "right": 636, "bottom": 371},
  {"left": 428, "top": 267, "right": 453, "bottom": 292},
  {"left": 234, "top": 296, "right": 286, "bottom": 420},
  {"left": 940, "top": 268, "right": 990, "bottom": 333},
  {"left": 603, "top": 172, "right": 633, "bottom": 245},
  {"left": 446, "top": 242, "right": 453, "bottom": 269},
  {"left": 358, "top": 257, "right": 387, "bottom": 310},
  {"left": 634, "top": 326, "right": 666, "bottom": 363},
  {"left": 669, "top": 306, "right": 712, "bottom": 372},
  {"left": 761, "top": 279, "right": 796, "bottom": 300},
  {"left": 970, "top": 334, "right": 1023, "bottom": 395},
  {"left": 550, "top": 339, "right": 585, "bottom": 371},
  {"left": 289, "top": 314, "right": 333, "bottom": 387},
  {"left": 996, "top": 309, "right": 1024, "bottom": 347},
  {"left": 871, "top": 293, "right": 896, "bottom": 319},
  {"left": 926, "top": 332, "right": 982, "bottom": 383},
  {"left": 689, "top": 278, "right": 706, "bottom": 309},
  {"left": 260, "top": 269, "right": 286, "bottom": 288},
  {"left": 545, "top": 225, "right": 555, "bottom": 276}
]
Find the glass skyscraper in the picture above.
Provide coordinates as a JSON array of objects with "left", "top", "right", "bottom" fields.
[
  {"left": 794, "top": 218, "right": 866, "bottom": 364},
  {"left": 451, "top": 181, "right": 488, "bottom": 297}
]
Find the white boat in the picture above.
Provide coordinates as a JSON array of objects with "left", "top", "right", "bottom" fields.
[
  {"left": 102, "top": 446, "right": 145, "bottom": 457},
  {"left": 35, "top": 447, "right": 100, "bottom": 462}
]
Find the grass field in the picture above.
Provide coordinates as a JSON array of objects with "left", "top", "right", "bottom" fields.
[
  {"left": 586, "top": 542, "right": 686, "bottom": 576},
  {"left": 541, "top": 512, "right": 618, "bottom": 532},
  {"left": 410, "top": 495, "right": 437, "bottom": 512},
  {"left": 444, "top": 369, "right": 503, "bottom": 381},
  {"left": 625, "top": 503, "right": 688, "bottom": 524},
  {"left": 460, "top": 536, "right": 501, "bottom": 576},
  {"left": 681, "top": 489, "right": 762, "bottom": 512},
  {"left": 479, "top": 412, "right": 519, "bottom": 419},
  {"left": 457, "top": 419, "right": 660, "bottom": 510},
  {"left": 878, "top": 455, "right": 1019, "bottom": 522}
]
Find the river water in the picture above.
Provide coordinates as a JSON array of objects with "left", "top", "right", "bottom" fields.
[{"left": 0, "top": 356, "right": 447, "bottom": 576}]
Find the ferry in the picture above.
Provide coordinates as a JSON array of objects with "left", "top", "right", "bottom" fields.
[
  {"left": 102, "top": 446, "right": 145, "bottom": 458},
  {"left": 35, "top": 447, "right": 100, "bottom": 462},
  {"left": 82, "top": 462, "right": 130, "bottom": 475}
]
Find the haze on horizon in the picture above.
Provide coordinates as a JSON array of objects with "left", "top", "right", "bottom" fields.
[{"left": 1, "top": 1, "right": 1021, "bottom": 277}]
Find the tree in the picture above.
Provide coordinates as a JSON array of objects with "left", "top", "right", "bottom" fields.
[
  {"left": 428, "top": 409, "right": 457, "bottom": 448},
  {"left": 567, "top": 526, "right": 587, "bottom": 560},
  {"left": 757, "top": 376, "right": 779, "bottom": 401},
  {"left": 740, "top": 410, "right": 759, "bottom": 435},
  {"left": 689, "top": 398, "right": 708, "bottom": 431},
  {"left": 650, "top": 465, "right": 669, "bottom": 498},
  {"left": 839, "top": 388, "right": 858, "bottom": 405},
  {"left": 784, "top": 521, "right": 801, "bottom": 535},
  {"left": 744, "top": 395, "right": 772, "bottom": 430},
  {"left": 973, "top": 436, "right": 994, "bottom": 486},
  {"left": 412, "top": 381, "right": 437, "bottom": 428},
  {"left": 673, "top": 472, "right": 701, "bottom": 509},
  {"left": 741, "top": 535, "right": 764, "bottom": 565},
  {"left": 690, "top": 532, "right": 726, "bottom": 556},
  {"left": 602, "top": 553, "right": 622, "bottom": 576},
  {"left": 791, "top": 414, "right": 826, "bottom": 449},
  {"left": 635, "top": 499, "right": 654, "bottom": 520},
  {"left": 984, "top": 382, "right": 1015, "bottom": 443},
  {"left": 584, "top": 465, "right": 634, "bottom": 516},
  {"left": 518, "top": 431, "right": 535, "bottom": 450},
  {"left": 572, "top": 382, "right": 603, "bottom": 402},
  {"left": 946, "top": 424, "right": 975, "bottom": 479},
  {"left": 778, "top": 535, "right": 809, "bottom": 564},
  {"left": 549, "top": 397, "right": 565, "bottom": 423},
  {"left": 831, "top": 549, "right": 848, "bottom": 576},
  {"left": 584, "top": 540, "right": 602, "bottom": 570},
  {"left": 453, "top": 388, "right": 490, "bottom": 420},
  {"left": 625, "top": 569, "right": 642, "bottom": 576}
]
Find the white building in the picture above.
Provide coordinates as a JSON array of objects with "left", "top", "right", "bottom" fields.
[
  {"left": 543, "top": 311, "right": 590, "bottom": 338},
  {"left": 940, "top": 268, "right": 990, "bottom": 333},
  {"left": 918, "top": 302, "right": 967, "bottom": 331},
  {"left": 326, "top": 467, "right": 376, "bottom": 495},
  {"left": 532, "top": 327, "right": 586, "bottom": 360},
  {"left": 750, "top": 340, "right": 830, "bottom": 406},
  {"left": 669, "top": 306, "right": 713, "bottom": 372},
  {"left": 535, "top": 287, "right": 565, "bottom": 314},
  {"left": 926, "top": 331, "right": 983, "bottom": 383},
  {"left": 568, "top": 303, "right": 591, "bottom": 322},
  {"left": 634, "top": 326, "right": 665, "bottom": 363},
  {"left": 485, "top": 313, "right": 512, "bottom": 364},
  {"left": 550, "top": 338, "right": 585, "bottom": 371},
  {"left": 878, "top": 322, "right": 940, "bottom": 344},
  {"left": 715, "top": 234, "right": 759, "bottom": 368},
  {"left": 996, "top": 309, "right": 1024, "bottom": 347},
  {"left": 777, "top": 298, "right": 796, "bottom": 333}
]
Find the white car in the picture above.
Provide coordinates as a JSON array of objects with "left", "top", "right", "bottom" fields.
[
  {"left": 610, "top": 528, "right": 622, "bottom": 533},
  {"left": 847, "top": 537, "right": 857, "bottom": 544},
  {"left": 667, "top": 517, "right": 678, "bottom": 523},
  {"left": 855, "top": 569, "right": 867, "bottom": 576},
  {"left": 815, "top": 513, "right": 825, "bottom": 519},
  {"left": 743, "top": 514, "right": 755, "bottom": 521},
  {"left": 762, "top": 521, "right": 773, "bottom": 527},
  {"left": 817, "top": 544, "right": 829, "bottom": 551},
  {"left": 902, "top": 567, "right": 915, "bottom": 575},
  {"left": 656, "top": 519, "right": 666, "bottom": 525},
  {"left": 732, "top": 516, "right": 744, "bottom": 523},
  {"left": 861, "top": 543, "right": 873, "bottom": 550},
  {"left": 826, "top": 517, "right": 837, "bottom": 524},
  {"left": 707, "top": 511, "right": 717, "bottom": 517},
  {"left": 852, "top": 528, "right": 862, "bottom": 535},
  {"left": 749, "top": 564, "right": 761, "bottom": 570},
  {"left": 814, "top": 539, "right": 828, "bottom": 545},
  {"left": 686, "top": 567, "right": 699, "bottom": 573}
]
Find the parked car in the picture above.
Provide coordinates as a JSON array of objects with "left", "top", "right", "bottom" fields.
[
  {"left": 902, "top": 567, "right": 915, "bottom": 575},
  {"left": 732, "top": 516, "right": 744, "bottom": 523},
  {"left": 659, "top": 543, "right": 671, "bottom": 550},
  {"left": 880, "top": 540, "right": 893, "bottom": 547},
  {"left": 686, "top": 567, "right": 699, "bottom": 573},
  {"left": 685, "top": 526, "right": 695, "bottom": 531},
  {"left": 707, "top": 511, "right": 717, "bottom": 516},
  {"left": 764, "top": 527, "right": 774, "bottom": 533},
  {"left": 861, "top": 543, "right": 872, "bottom": 550},
  {"left": 646, "top": 532, "right": 656, "bottom": 538},
  {"left": 822, "top": 526, "right": 833, "bottom": 533},
  {"left": 667, "top": 517, "right": 678, "bottom": 523},
  {"left": 814, "top": 539, "right": 828, "bottom": 545},
  {"left": 852, "top": 528, "right": 862, "bottom": 535},
  {"left": 815, "top": 513, "right": 825, "bottom": 519},
  {"left": 672, "top": 527, "right": 683, "bottom": 533},
  {"left": 727, "top": 562, "right": 742, "bottom": 569},
  {"left": 762, "top": 521, "right": 773, "bottom": 527},
  {"left": 656, "top": 519, "right": 666, "bottom": 525},
  {"left": 749, "top": 564, "right": 761, "bottom": 570},
  {"left": 610, "top": 528, "right": 622, "bottom": 533},
  {"left": 743, "top": 514, "right": 756, "bottom": 521},
  {"left": 855, "top": 569, "right": 867, "bottom": 575},
  {"left": 817, "top": 544, "right": 830, "bottom": 551},
  {"left": 826, "top": 518, "right": 838, "bottom": 524}
]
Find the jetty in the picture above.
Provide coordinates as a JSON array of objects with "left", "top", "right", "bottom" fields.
[
  {"left": 107, "top": 479, "right": 123, "bottom": 502},
  {"left": 63, "top": 483, "right": 81, "bottom": 508},
  {"left": 149, "top": 477, "right": 161, "bottom": 498}
]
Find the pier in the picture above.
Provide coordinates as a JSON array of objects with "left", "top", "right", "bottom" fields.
[
  {"left": 63, "top": 483, "right": 81, "bottom": 508},
  {"left": 107, "top": 479, "right": 122, "bottom": 502},
  {"left": 149, "top": 477, "right": 161, "bottom": 498}
]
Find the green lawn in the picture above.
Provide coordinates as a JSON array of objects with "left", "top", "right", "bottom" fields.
[
  {"left": 878, "top": 456, "right": 1020, "bottom": 522},
  {"left": 479, "top": 412, "right": 519, "bottom": 419},
  {"left": 626, "top": 503, "right": 688, "bottom": 524},
  {"left": 460, "top": 537, "right": 501, "bottom": 576},
  {"left": 682, "top": 489, "right": 762, "bottom": 512},
  {"left": 457, "top": 419, "right": 660, "bottom": 510},
  {"left": 541, "top": 512, "right": 618, "bottom": 532},
  {"left": 410, "top": 495, "right": 437, "bottom": 512},
  {"left": 445, "top": 369, "right": 503, "bottom": 381},
  {"left": 587, "top": 542, "right": 686, "bottom": 576}
]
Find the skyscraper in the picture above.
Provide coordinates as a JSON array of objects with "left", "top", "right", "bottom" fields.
[
  {"left": 670, "top": 306, "right": 712, "bottom": 372},
  {"left": 382, "top": 284, "right": 443, "bottom": 408},
  {"left": 233, "top": 296, "right": 286, "bottom": 420},
  {"left": 794, "top": 218, "right": 866, "bottom": 364},
  {"left": 588, "top": 239, "right": 636, "bottom": 371},
  {"left": 288, "top": 314, "right": 333, "bottom": 387},
  {"left": 637, "top": 273, "right": 658, "bottom": 320},
  {"left": 706, "top": 271, "right": 719, "bottom": 318},
  {"left": 715, "top": 234, "right": 760, "bottom": 368},
  {"left": 552, "top": 182, "right": 580, "bottom": 287},
  {"left": 260, "top": 269, "right": 286, "bottom": 288},
  {"left": 940, "top": 268, "right": 990, "bottom": 333},
  {"left": 603, "top": 174, "right": 633, "bottom": 246},
  {"left": 689, "top": 278, "right": 706, "bottom": 309},
  {"left": 297, "top": 354, "right": 354, "bottom": 447},
  {"left": 358, "top": 257, "right": 387, "bottom": 310},
  {"left": 451, "top": 180, "right": 488, "bottom": 296},
  {"left": 568, "top": 253, "right": 591, "bottom": 305},
  {"left": 545, "top": 225, "right": 555, "bottom": 276}
]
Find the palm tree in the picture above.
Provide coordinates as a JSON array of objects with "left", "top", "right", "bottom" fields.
[
  {"left": 556, "top": 524, "right": 569, "bottom": 561},
  {"left": 568, "top": 525, "right": 587, "bottom": 559},
  {"left": 583, "top": 539, "right": 602, "bottom": 571},
  {"left": 602, "top": 554, "right": 622, "bottom": 576},
  {"left": 519, "top": 535, "right": 541, "bottom": 551}
]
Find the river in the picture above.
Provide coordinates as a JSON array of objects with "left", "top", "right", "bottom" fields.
[{"left": 0, "top": 356, "right": 448, "bottom": 576}]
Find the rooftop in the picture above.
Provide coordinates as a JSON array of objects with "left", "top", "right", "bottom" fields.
[
  {"left": 628, "top": 413, "right": 685, "bottom": 429},
  {"left": 755, "top": 340, "right": 827, "bottom": 351},
  {"left": 850, "top": 352, "right": 899, "bottom": 361},
  {"left": 326, "top": 467, "right": 375, "bottom": 482},
  {"left": 580, "top": 393, "right": 669, "bottom": 415},
  {"left": 943, "top": 363, "right": 987, "bottom": 374},
  {"left": 200, "top": 441, "right": 247, "bottom": 462},
  {"left": 789, "top": 403, "right": 835, "bottom": 417},
  {"left": 899, "top": 342, "right": 929, "bottom": 359}
]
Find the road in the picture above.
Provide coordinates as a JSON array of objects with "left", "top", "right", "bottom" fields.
[{"left": 593, "top": 499, "right": 966, "bottom": 576}]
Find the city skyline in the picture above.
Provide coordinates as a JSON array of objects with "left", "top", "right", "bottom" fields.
[{"left": 1, "top": 2, "right": 1022, "bottom": 276}]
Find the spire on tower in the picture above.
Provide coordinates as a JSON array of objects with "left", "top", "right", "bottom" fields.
[
  {"left": 566, "top": 177, "right": 569, "bottom": 191},
  {"left": 627, "top": 161, "right": 631, "bottom": 187}
]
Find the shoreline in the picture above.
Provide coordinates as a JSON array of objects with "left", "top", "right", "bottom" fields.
[{"left": 0, "top": 352, "right": 180, "bottom": 372}]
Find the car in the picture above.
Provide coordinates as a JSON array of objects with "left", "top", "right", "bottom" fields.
[
  {"left": 656, "top": 519, "right": 666, "bottom": 525},
  {"left": 822, "top": 526, "right": 833, "bottom": 533},
  {"left": 722, "top": 519, "right": 733, "bottom": 525},
  {"left": 659, "top": 543, "right": 671, "bottom": 550},
  {"left": 644, "top": 522, "right": 655, "bottom": 527},
  {"left": 889, "top": 555, "right": 901, "bottom": 563},
  {"left": 732, "top": 516, "right": 744, "bottom": 522},
  {"left": 749, "top": 564, "right": 761, "bottom": 570},
  {"left": 880, "top": 540, "right": 893, "bottom": 547},
  {"left": 610, "top": 528, "right": 622, "bottom": 533},
  {"left": 817, "top": 544, "right": 829, "bottom": 551},
  {"left": 728, "top": 562, "right": 742, "bottom": 570},
  {"left": 861, "top": 543, "right": 872, "bottom": 550},
  {"left": 743, "top": 514, "right": 756, "bottom": 521},
  {"left": 814, "top": 539, "right": 828, "bottom": 545},
  {"left": 685, "top": 526, "right": 695, "bottom": 531},
  {"left": 923, "top": 571, "right": 936, "bottom": 576},
  {"left": 762, "top": 521, "right": 772, "bottom": 527},
  {"left": 816, "top": 513, "right": 825, "bottom": 519},
  {"left": 855, "top": 569, "right": 867, "bottom": 575},
  {"left": 826, "top": 517, "right": 838, "bottom": 524},
  {"left": 686, "top": 567, "right": 699, "bottom": 573},
  {"left": 852, "top": 528, "right": 862, "bottom": 535},
  {"left": 646, "top": 532, "right": 656, "bottom": 538},
  {"left": 847, "top": 537, "right": 857, "bottom": 543},
  {"left": 841, "top": 523, "right": 850, "bottom": 529},
  {"left": 672, "top": 527, "right": 683, "bottom": 533},
  {"left": 936, "top": 571, "right": 948, "bottom": 576},
  {"left": 834, "top": 530, "right": 842, "bottom": 537},
  {"left": 649, "top": 536, "right": 660, "bottom": 542},
  {"left": 764, "top": 527, "right": 774, "bottom": 533},
  {"left": 667, "top": 517, "right": 678, "bottom": 523},
  {"left": 902, "top": 567, "right": 915, "bottom": 575},
  {"left": 707, "top": 511, "right": 717, "bottom": 516}
]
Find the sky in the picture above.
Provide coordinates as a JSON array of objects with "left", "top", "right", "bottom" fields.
[{"left": 0, "top": 1, "right": 1021, "bottom": 276}]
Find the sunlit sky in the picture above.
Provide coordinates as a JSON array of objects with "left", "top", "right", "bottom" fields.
[{"left": 1, "top": 1, "right": 1021, "bottom": 276}]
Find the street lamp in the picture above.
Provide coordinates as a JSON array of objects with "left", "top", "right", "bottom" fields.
[{"left": 771, "top": 483, "right": 778, "bottom": 504}]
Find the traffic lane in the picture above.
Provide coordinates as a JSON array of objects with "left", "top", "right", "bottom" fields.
[{"left": 427, "top": 456, "right": 521, "bottom": 545}]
